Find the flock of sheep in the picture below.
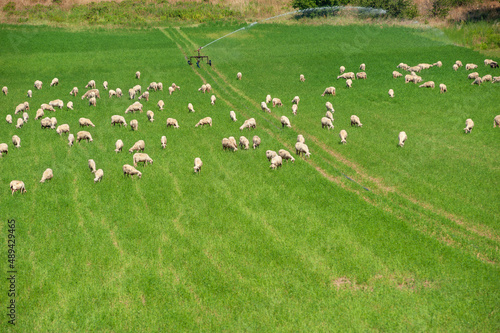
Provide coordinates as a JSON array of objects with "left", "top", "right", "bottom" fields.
[{"left": 2, "top": 56, "right": 499, "bottom": 195}]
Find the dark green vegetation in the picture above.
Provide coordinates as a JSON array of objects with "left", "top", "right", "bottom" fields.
[{"left": 0, "top": 23, "right": 499, "bottom": 331}]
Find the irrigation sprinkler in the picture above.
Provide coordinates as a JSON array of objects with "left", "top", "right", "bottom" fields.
[{"left": 188, "top": 48, "right": 211, "bottom": 67}]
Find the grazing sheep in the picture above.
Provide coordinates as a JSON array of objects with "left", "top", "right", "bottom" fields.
[
  {"left": 230, "top": 111, "right": 237, "bottom": 122},
  {"left": 109, "top": 90, "right": 116, "bottom": 98},
  {"left": 195, "top": 117, "right": 212, "bottom": 128},
  {"left": 129, "top": 140, "right": 145, "bottom": 153},
  {"left": 419, "top": 81, "right": 435, "bottom": 88},
  {"left": 295, "top": 142, "right": 311, "bottom": 158},
  {"left": 50, "top": 117, "right": 57, "bottom": 129},
  {"left": 433, "top": 61, "right": 442, "bottom": 67},
  {"left": 325, "top": 111, "right": 334, "bottom": 122},
  {"left": 157, "top": 82, "right": 163, "bottom": 91},
  {"left": 291, "top": 96, "right": 300, "bottom": 105},
  {"left": 229, "top": 137, "right": 237, "bottom": 148},
  {"left": 111, "top": 115, "right": 127, "bottom": 127},
  {"left": 464, "top": 118, "right": 474, "bottom": 133},
  {"left": 49, "top": 99, "right": 64, "bottom": 109},
  {"left": 94, "top": 169, "right": 103, "bottom": 183},
  {"left": 418, "top": 63, "right": 433, "bottom": 70},
  {"left": 41, "top": 117, "right": 52, "bottom": 129},
  {"left": 356, "top": 72, "right": 367, "bottom": 80},
  {"left": 89, "top": 97, "right": 97, "bottom": 107},
  {"left": 265, "top": 94, "right": 272, "bottom": 104},
  {"left": 453, "top": 64, "right": 459, "bottom": 71},
  {"left": 67, "top": 101, "right": 74, "bottom": 110},
  {"left": 337, "top": 72, "right": 355, "bottom": 80},
  {"left": 133, "top": 84, "right": 141, "bottom": 94},
  {"left": 325, "top": 101, "right": 334, "bottom": 112},
  {"left": 147, "top": 82, "right": 158, "bottom": 91},
  {"left": 68, "top": 134, "right": 74, "bottom": 147},
  {"left": 88, "top": 159, "right": 96, "bottom": 173},
  {"left": 161, "top": 136, "right": 167, "bottom": 149},
  {"left": 261, "top": 101, "right": 271, "bottom": 113},
  {"left": 198, "top": 84, "right": 208, "bottom": 93},
  {"left": 468, "top": 72, "right": 479, "bottom": 80},
  {"left": 0, "top": 143, "right": 8, "bottom": 156},
  {"left": 339, "top": 66, "right": 345, "bottom": 74},
  {"left": 34, "top": 109, "right": 44, "bottom": 120},
  {"left": 15, "top": 102, "right": 29, "bottom": 114},
  {"left": 321, "top": 87, "right": 336, "bottom": 96},
  {"left": 472, "top": 77, "right": 482, "bottom": 85},
  {"left": 171, "top": 83, "right": 181, "bottom": 91},
  {"left": 157, "top": 100, "right": 165, "bottom": 110},
  {"left": 10, "top": 181, "right": 26, "bottom": 195},
  {"left": 270, "top": 155, "right": 283, "bottom": 170},
  {"left": 130, "top": 119, "right": 138, "bottom": 131},
  {"left": 237, "top": 72, "right": 242, "bottom": 80},
  {"left": 123, "top": 164, "right": 142, "bottom": 179},
  {"left": 239, "top": 136, "right": 250, "bottom": 150},
  {"left": 27, "top": 90, "right": 32, "bottom": 98},
  {"left": 279, "top": 149, "right": 295, "bottom": 163},
  {"left": 300, "top": 74, "right": 305, "bottom": 82},
  {"left": 133, "top": 153, "right": 153, "bottom": 167},
  {"left": 22, "top": 112, "right": 29, "bottom": 123},
  {"left": 125, "top": 102, "right": 143, "bottom": 113},
  {"left": 272, "top": 98, "right": 283, "bottom": 107},
  {"left": 490, "top": 61, "right": 499, "bottom": 68},
  {"left": 115, "top": 139, "right": 124, "bottom": 153},
  {"left": 166, "top": 118, "right": 180, "bottom": 128},
  {"left": 135, "top": 71, "right": 141, "bottom": 79},
  {"left": 297, "top": 134, "right": 305, "bottom": 143},
  {"left": 339, "top": 129, "right": 347, "bottom": 144},
  {"left": 138, "top": 91, "right": 149, "bottom": 101},
  {"left": 321, "top": 117, "right": 334, "bottom": 130},
  {"left": 12, "top": 135, "right": 20, "bottom": 148},
  {"left": 34, "top": 80, "right": 42, "bottom": 90},
  {"left": 77, "top": 131, "right": 93, "bottom": 143},
  {"left": 222, "top": 138, "right": 238, "bottom": 151},
  {"left": 50, "top": 78, "right": 59, "bottom": 87},
  {"left": 466, "top": 63, "right": 478, "bottom": 70},
  {"left": 484, "top": 59, "right": 494, "bottom": 66},
  {"left": 360, "top": 63, "right": 366, "bottom": 70},
  {"left": 205, "top": 83, "right": 212, "bottom": 92},
  {"left": 493, "top": 115, "right": 500, "bottom": 128},
  {"left": 393, "top": 71, "right": 403, "bottom": 78},
  {"left": 252, "top": 135, "right": 261, "bottom": 149},
  {"left": 56, "top": 124, "right": 70, "bottom": 135},
  {"left": 16, "top": 118, "right": 24, "bottom": 129},
  {"left": 116, "top": 88, "right": 123, "bottom": 97},
  {"left": 147, "top": 110, "right": 155, "bottom": 122},
  {"left": 70, "top": 87, "right": 78, "bottom": 96},
  {"left": 81, "top": 89, "right": 100, "bottom": 99},
  {"left": 281, "top": 116, "right": 291, "bottom": 128},
  {"left": 266, "top": 150, "right": 277, "bottom": 161},
  {"left": 2, "top": 86, "right": 7, "bottom": 95},
  {"left": 397, "top": 63, "right": 410, "bottom": 70},
  {"left": 103, "top": 81, "right": 108, "bottom": 90},
  {"left": 407, "top": 66, "right": 421, "bottom": 73},
  {"left": 188, "top": 103, "right": 195, "bottom": 113},
  {"left": 211, "top": 95, "right": 216, "bottom": 105},
  {"left": 439, "top": 84, "right": 447, "bottom": 93},
  {"left": 6, "top": 114, "right": 12, "bottom": 124},
  {"left": 85, "top": 80, "right": 96, "bottom": 88},
  {"left": 482, "top": 74, "right": 493, "bottom": 82},
  {"left": 292, "top": 104, "right": 298, "bottom": 116},
  {"left": 388, "top": 89, "right": 395, "bottom": 98},
  {"left": 129, "top": 88, "right": 135, "bottom": 99},
  {"left": 346, "top": 79, "right": 353, "bottom": 88},
  {"left": 193, "top": 157, "right": 203, "bottom": 173},
  {"left": 40, "top": 168, "right": 53, "bottom": 183},
  {"left": 78, "top": 118, "right": 95, "bottom": 128},
  {"left": 398, "top": 131, "right": 407, "bottom": 147},
  {"left": 492, "top": 76, "right": 500, "bottom": 83},
  {"left": 168, "top": 86, "right": 175, "bottom": 95},
  {"left": 350, "top": 115, "right": 363, "bottom": 127},
  {"left": 239, "top": 118, "right": 256, "bottom": 130}
]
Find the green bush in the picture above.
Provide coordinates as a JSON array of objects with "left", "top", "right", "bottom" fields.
[{"left": 430, "top": 0, "right": 450, "bottom": 18}]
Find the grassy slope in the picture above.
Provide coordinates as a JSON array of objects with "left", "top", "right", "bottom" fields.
[{"left": 0, "top": 24, "right": 499, "bottom": 331}]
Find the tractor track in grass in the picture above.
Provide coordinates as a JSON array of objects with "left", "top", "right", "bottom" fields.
[{"left": 163, "top": 27, "right": 500, "bottom": 266}]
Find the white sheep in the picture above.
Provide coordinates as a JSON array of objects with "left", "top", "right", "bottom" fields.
[
  {"left": 56, "top": 124, "right": 70, "bottom": 135},
  {"left": 111, "top": 115, "right": 127, "bottom": 127},
  {"left": 34, "top": 80, "right": 42, "bottom": 90},
  {"left": 278, "top": 149, "right": 295, "bottom": 163},
  {"left": 230, "top": 111, "right": 237, "bottom": 122},
  {"left": 272, "top": 98, "right": 283, "bottom": 107},
  {"left": 12, "top": 135, "right": 20, "bottom": 148},
  {"left": 337, "top": 72, "right": 355, "bottom": 80},
  {"left": 236, "top": 72, "right": 242, "bottom": 80},
  {"left": 291, "top": 96, "right": 300, "bottom": 105},
  {"left": 116, "top": 88, "right": 123, "bottom": 97},
  {"left": 398, "top": 131, "right": 407, "bottom": 147},
  {"left": 339, "top": 129, "right": 347, "bottom": 144},
  {"left": 356, "top": 72, "right": 367, "bottom": 80},
  {"left": 147, "top": 82, "right": 157, "bottom": 91},
  {"left": 171, "top": 83, "right": 180, "bottom": 91},
  {"left": 418, "top": 63, "right": 433, "bottom": 70},
  {"left": 41, "top": 117, "right": 52, "bottom": 129},
  {"left": 222, "top": 138, "right": 238, "bottom": 151},
  {"left": 252, "top": 135, "right": 261, "bottom": 149},
  {"left": 266, "top": 150, "right": 277, "bottom": 161},
  {"left": 195, "top": 117, "right": 212, "bottom": 127},
  {"left": 193, "top": 157, "right": 203, "bottom": 173},
  {"left": 16, "top": 118, "right": 24, "bottom": 129},
  {"left": 168, "top": 86, "right": 175, "bottom": 95},
  {"left": 467, "top": 72, "right": 479, "bottom": 80},
  {"left": 40, "top": 168, "right": 53, "bottom": 183},
  {"left": 161, "top": 136, "right": 167, "bottom": 149},
  {"left": 79, "top": 118, "right": 95, "bottom": 127},
  {"left": 239, "top": 118, "right": 256, "bottom": 131},
  {"left": 115, "top": 139, "right": 124, "bottom": 153},
  {"left": 188, "top": 103, "right": 195, "bottom": 113},
  {"left": 35, "top": 109, "right": 44, "bottom": 120},
  {"left": 321, "top": 117, "right": 334, "bottom": 130},
  {"left": 138, "top": 91, "right": 149, "bottom": 101},
  {"left": 453, "top": 64, "right": 459, "bottom": 71},
  {"left": 407, "top": 66, "right": 421, "bottom": 73},
  {"left": 321, "top": 87, "right": 336, "bottom": 96},
  {"left": 472, "top": 77, "right": 482, "bottom": 85},
  {"left": 147, "top": 110, "right": 155, "bottom": 122},
  {"left": 205, "top": 83, "right": 212, "bottom": 92},
  {"left": 89, "top": 97, "right": 97, "bottom": 107},
  {"left": 270, "top": 155, "right": 283, "bottom": 170},
  {"left": 419, "top": 81, "right": 435, "bottom": 88},
  {"left": 397, "top": 63, "right": 410, "bottom": 70},
  {"left": 102, "top": 81, "right": 108, "bottom": 90},
  {"left": 325, "top": 111, "right": 334, "bottom": 122},
  {"left": 123, "top": 164, "right": 142, "bottom": 179},
  {"left": 493, "top": 76, "right": 500, "bottom": 83},
  {"left": 68, "top": 134, "right": 74, "bottom": 147},
  {"left": 128, "top": 88, "right": 135, "bottom": 99},
  {"left": 484, "top": 59, "right": 494, "bottom": 66},
  {"left": 434, "top": 61, "right": 442, "bottom": 67},
  {"left": 88, "top": 159, "right": 96, "bottom": 173},
  {"left": 360, "top": 63, "right": 366, "bottom": 70},
  {"left": 129, "top": 140, "right": 145, "bottom": 153},
  {"left": 133, "top": 153, "right": 153, "bottom": 167},
  {"left": 15, "top": 102, "right": 29, "bottom": 114},
  {"left": 339, "top": 66, "right": 345, "bottom": 74},
  {"left": 133, "top": 84, "right": 141, "bottom": 94},
  {"left": 67, "top": 101, "right": 74, "bottom": 110},
  {"left": 393, "top": 71, "right": 403, "bottom": 78},
  {"left": 10, "top": 181, "right": 26, "bottom": 195},
  {"left": 49, "top": 99, "right": 64, "bottom": 109},
  {"left": 198, "top": 84, "right": 208, "bottom": 93},
  {"left": 265, "top": 94, "right": 272, "bottom": 104},
  {"left": 0, "top": 143, "right": 8, "bottom": 156},
  {"left": 81, "top": 89, "right": 100, "bottom": 99},
  {"left": 27, "top": 90, "right": 32, "bottom": 98},
  {"left": 292, "top": 104, "right": 298, "bottom": 116},
  {"left": 464, "top": 118, "right": 474, "bottom": 133},
  {"left": 388, "top": 89, "right": 395, "bottom": 98},
  {"left": 166, "top": 118, "right": 180, "bottom": 128},
  {"left": 465, "top": 63, "right": 478, "bottom": 70},
  {"left": 350, "top": 115, "right": 363, "bottom": 127},
  {"left": 229, "top": 137, "right": 237, "bottom": 149},
  {"left": 482, "top": 74, "right": 493, "bottom": 82},
  {"left": 439, "top": 84, "right": 447, "bottom": 93},
  {"left": 130, "top": 119, "right": 138, "bottom": 131},
  {"left": 94, "top": 169, "right": 103, "bottom": 183},
  {"left": 346, "top": 79, "right": 353, "bottom": 88},
  {"left": 70, "top": 87, "right": 78, "bottom": 96},
  {"left": 77, "top": 131, "right": 93, "bottom": 143},
  {"left": 157, "top": 82, "right": 163, "bottom": 91},
  {"left": 157, "top": 100, "right": 165, "bottom": 110},
  {"left": 295, "top": 142, "right": 311, "bottom": 158},
  {"left": 125, "top": 102, "right": 143, "bottom": 113},
  {"left": 297, "top": 134, "right": 305, "bottom": 143},
  {"left": 325, "top": 101, "right": 334, "bottom": 112},
  {"left": 239, "top": 136, "right": 250, "bottom": 150},
  {"left": 300, "top": 74, "right": 305, "bottom": 82},
  {"left": 50, "top": 78, "right": 59, "bottom": 87},
  {"left": 493, "top": 115, "right": 500, "bottom": 128},
  {"left": 6, "top": 114, "right": 12, "bottom": 124},
  {"left": 135, "top": 71, "right": 141, "bottom": 79},
  {"left": 109, "top": 90, "right": 116, "bottom": 98},
  {"left": 261, "top": 101, "right": 271, "bottom": 113},
  {"left": 210, "top": 95, "right": 216, "bottom": 105},
  {"left": 85, "top": 80, "right": 96, "bottom": 88},
  {"left": 22, "top": 112, "right": 29, "bottom": 123},
  {"left": 2, "top": 86, "right": 7, "bottom": 95},
  {"left": 281, "top": 116, "right": 291, "bottom": 128},
  {"left": 50, "top": 117, "right": 57, "bottom": 129}
]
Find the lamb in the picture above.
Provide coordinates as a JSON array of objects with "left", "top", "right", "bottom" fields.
[
  {"left": 22, "top": 112, "right": 29, "bottom": 123},
  {"left": 278, "top": 149, "right": 295, "bottom": 163},
  {"left": 356, "top": 72, "right": 367, "bottom": 80},
  {"left": 291, "top": 96, "right": 300, "bottom": 105},
  {"left": 67, "top": 101, "right": 74, "bottom": 110},
  {"left": 130, "top": 119, "right": 138, "bottom": 131},
  {"left": 0, "top": 143, "right": 8, "bottom": 156},
  {"left": 222, "top": 138, "right": 238, "bottom": 151},
  {"left": 261, "top": 102, "right": 271, "bottom": 113},
  {"left": 433, "top": 61, "right": 442, "bottom": 67},
  {"left": 94, "top": 169, "right": 103, "bottom": 183},
  {"left": 295, "top": 142, "right": 311, "bottom": 158},
  {"left": 465, "top": 63, "right": 478, "bottom": 70},
  {"left": 68, "top": 134, "right": 74, "bottom": 147},
  {"left": 171, "top": 83, "right": 180, "bottom": 91},
  {"left": 147, "top": 110, "right": 155, "bottom": 122},
  {"left": 321, "top": 117, "right": 334, "bottom": 130},
  {"left": 109, "top": 90, "right": 116, "bottom": 98},
  {"left": 193, "top": 157, "right": 203, "bottom": 174},
  {"left": 195, "top": 117, "right": 212, "bottom": 127},
  {"left": 129, "top": 140, "right": 145, "bottom": 153},
  {"left": 439, "top": 84, "right": 447, "bottom": 93},
  {"left": 125, "top": 102, "right": 143, "bottom": 113},
  {"left": 41, "top": 117, "right": 52, "bottom": 129},
  {"left": 239, "top": 118, "right": 256, "bottom": 130},
  {"left": 393, "top": 71, "right": 403, "bottom": 78},
  {"left": 168, "top": 86, "right": 175, "bottom": 95},
  {"left": 166, "top": 118, "right": 180, "bottom": 128},
  {"left": 266, "top": 94, "right": 272, "bottom": 104},
  {"left": 321, "top": 87, "right": 336, "bottom": 96},
  {"left": 15, "top": 102, "right": 29, "bottom": 114},
  {"left": 111, "top": 115, "right": 127, "bottom": 127},
  {"left": 88, "top": 159, "right": 96, "bottom": 173},
  {"left": 300, "top": 74, "right": 305, "bottom": 82},
  {"left": 77, "top": 131, "right": 93, "bottom": 143},
  {"left": 230, "top": 111, "right": 237, "bottom": 122},
  {"left": 157, "top": 100, "right": 165, "bottom": 110},
  {"left": 135, "top": 71, "right": 141, "bottom": 79},
  {"left": 6, "top": 114, "right": 12, "bottom": 124},
  {"left": 453, "top": 64, "right": 459, "bottom": 71},
  {"left": 350, "top": 115, "right": 363, "bottom": 127},
  {"left": 419, "top": 81, "right": 435, "bottom": 88},
  {"left": 85, "top": 80, "right": 96, "bottom": 88},
  {"left": 40, "top": 168, "right": 53, "bottom": 183},
  {"left": 346, "top": 79, "right": 352, "bottom": 88},
  {"left": 129, "top": 88, "right": 136, "bottom": 99},
  {"left": 482, "top": 74, "right": 493, "bottom": 82},
  {"left": 398, "top": 131, "right": 407, "bottom": 147},
  {"left": 27, "top": 90, "right": 32, "bottom": 98},
  {"left": 270, "top": 155, "right": 283, "bottom": 170},
  {"left": 210, "top": 95, "right": 216, "bottom": 105},
  {"left": 157, "top": 82, "right": 163, "bottom": 91},
  {"left": 116, "top": 88, "right": 123, "bottom": 97},
  {"left": 89, "top": 97, "right": 97, "bottom": 107},
  {"left": 70, "top": 87, "right": 78, "bottom": 96},
  {"left": 56, "top": 124, "right": 70, "bottom": 135},
  {"left": 325, "top": 111, "right": 334, "bottom": 122},
  {"left": 297, "top": 134, "right": 305, "bottom": 143},
  {"left": 239, "top": 136, "right": 250, "bottom": 150},
  {"left": 360, "top": 63, "right": 366, "bottom": 70},
  {"left": 147, "top": 82, "right": 158, "bottom": 91},
  {"left": 252, "top": 135, "right": 261, "bottom": 149},
  {"left": 50, "top": 78, "right": 59, "bottom": 87},
  {"left": 468, "top": 72, "right": 479, "bottom": 80},
  {"left": 339, "top": 66, "right": 346, "bottom": 74},
  {"left": 272, "top": 98, "right": 283, "bottom": 107},
  {"left": 281, "top": 116, "right": 291, "bottom": 128},
  {"left": 266, "top": 150, "right": 277, "bottom": 161},
  {"left": 339, "top": 129, "right": 348, "bottom": 144},
  {"left": 493, "top": 115, "right": 500, "bottom": 128},
  {"left": 471, "top": 77, "right": 482, "bottom": 85},
  {"left": 133, "top": 153, "right": 153, "bottom": 167},
  {"left": 103, "top": 81, "right": 108, "bottom": 90},
  {"left": 16, "top": 118, "right": 24, "bottom": 129},
  {"left": 50, "top": 117, "right": 57, "bottom": 129},
  {"left": 138, "top": 91, "right": 149, "bottom": 101},
  {"left": 337, "top": 72, "right": 355, "bottom": 79},
  {"left": 2, "top": 86, "right": 7, "bottom": 95},
  {"left": 325, "top": 101, "right": 334, "bottom": 112},
  {"left": 188, "top": 103, "right": 195, "bottom": 113},
  {"left": 10, "top": 181, "right": 26, "bottom": 195},
  {"left": 464, "top": 118, "right": 474, "bottom": 133},
  {"left": 115, "top": 139, "right": 124, "bottom": 153},
  {"left": 81, "top": 89, "right": 100, "bottom": 99},
  {"left": 161, "top": 136, "right": 167, "bottom": 149},
  {"left": 49, "top": 99, "right": 64, "bottom": 109},
  {"left": 12, "top": 135, "right": 20, "bottom": 148},
  {"left": 292, "top": 104, "right": 298, "bottom": 116},
  {"left": 34, "top": 80, "right": 42, "bottom": 90},
  {"left": 237, "top": 72, "right": 242, "bottom": 80},
  {"left": 388, "top": 89, "right": 395, "bottom": 98},
  {"left": 123, "top": 164, "right": 142, "bottom": 179}
]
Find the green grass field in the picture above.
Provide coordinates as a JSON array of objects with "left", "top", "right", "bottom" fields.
[{"left": 1, "top": 23, "right": 499, "bottom": 331}]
